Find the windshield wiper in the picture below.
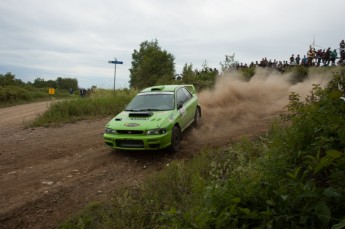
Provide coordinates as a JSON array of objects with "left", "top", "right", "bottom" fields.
[
  {"left": 138, "top": 108, "right": 161, "bottom": 111},
  {"left": 125, "top": 109, "right": 140, "bottom": 112}
]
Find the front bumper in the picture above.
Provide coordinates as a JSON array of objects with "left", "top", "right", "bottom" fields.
[{"left": 103, "top": 131, "right": 172, "bottom": 151}]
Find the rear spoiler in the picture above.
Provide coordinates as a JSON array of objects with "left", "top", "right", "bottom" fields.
[{"left": 183, "top": 85, "right": 196, "bottom": 94}]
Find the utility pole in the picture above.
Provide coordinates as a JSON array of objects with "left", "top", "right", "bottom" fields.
[{"left": 108, "top": 58, "right": 123, "bottom": 92}]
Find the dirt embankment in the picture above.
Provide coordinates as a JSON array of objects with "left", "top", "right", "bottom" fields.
[{"left": 0, "top": 70, "right": 330, "bottom": 228}]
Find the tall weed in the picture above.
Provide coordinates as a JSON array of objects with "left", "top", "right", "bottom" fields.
[{"left": 31, "top": 89, "right": 137, "bottom": 127}]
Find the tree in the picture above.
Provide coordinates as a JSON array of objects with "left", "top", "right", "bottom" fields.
[
  {"left": 181, "top": 63, "right": 196, "bottom": 84},
  {"left": 129, "top": 39, "right": 175, "bottom": 89},
  {"left": 33, "top": 78, "right": 48, "bottom": 88},
  {"left": 32, "top": 77, "right": 78, "bottom": 90},
  {"left": 193, "top": 60, "right": 218, "bottom": 89},
  {"left": 56, "top": 77, "right": 78, "bottom": 91},
  {"left": 220, "top": 53, "right": 238, "bottom": 75},
  {"left": 33, "top": 77, "right": 58, "bottom": 88},
  {"left": 0, "top": 72, "right": 24, "bottom": 87}
]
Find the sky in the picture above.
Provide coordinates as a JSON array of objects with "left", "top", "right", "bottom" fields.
[{"left": 0, "top": 0, "right": 344, "bottom": 89}]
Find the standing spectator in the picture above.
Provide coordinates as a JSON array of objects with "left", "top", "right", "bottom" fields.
[
  {"left": 340, "top": 40, "right": 345, "bottom": 64},
  {"left": 277, "top": 61, "right": 283, "bottom": 72},
  {"left": 340, "top": 40, "right": 345, "bottom": 50},
  {"left": 290, "top": 54, "right": 295, "bottom": 65},
  {"left": 321, "top": 49, "right": 326, "bottom": 64},
  {"left": 330, "top": 49, "right": 338, "bottom": 65},
  {"left": 295, "top": 54, "right": 301, "bottom": 65},
  {"left": 307, "top": 47, "right": 314, "bottom": 66},
  {"left": 324, "top": 48, "right": 331, "bottom": 66},
  {"left": 283, "top": 61, "right": 289, "bottom": 68},
  {"left": 259, "top": 58, "right": 266, "bottom": 67},
  {"left": 316, "top": 49, "right": 322, "bottom": 66},
  {"left": 80, "top": 88, "right": 86, "bottom": 97},
  {"left": 302, "top": 55, "right": 308, "bottom": 66}
]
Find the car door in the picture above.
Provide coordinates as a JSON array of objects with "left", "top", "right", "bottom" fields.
[
  {"left": 176, "top": 88, "right": 189, "bottom": 130},
  {"left": 181, "top": 87, "right": 196, "bottom": 126}
]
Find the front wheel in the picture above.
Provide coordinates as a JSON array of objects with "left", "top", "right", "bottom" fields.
[{"left": 169, "top": 126, "right": 181, "bottom": 153}]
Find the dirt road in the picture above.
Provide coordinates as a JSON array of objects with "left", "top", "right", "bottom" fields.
[
  {"left": 0, "top": 99, "right": 274, "bottom": 229},
  {"left": 0, "top": 101, "right": 181, "bottom": 228},
  {"left": 0, "top": 102, "right": 276, "bottom": 229}
]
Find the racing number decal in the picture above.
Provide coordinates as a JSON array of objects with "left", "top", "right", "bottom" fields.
[{"left": 179, "top": 107, "right": 187, "bottom": 117}]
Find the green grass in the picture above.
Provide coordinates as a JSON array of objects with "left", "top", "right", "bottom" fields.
[
  {"left": 0, "top": 85, "right": 72, "bottom": 108},
  {"left": 29, "top": 89, "right": 137, "bottom": 127}
]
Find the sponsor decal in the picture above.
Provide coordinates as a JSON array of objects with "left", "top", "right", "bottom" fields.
[
  {"left": 169, "top": 114, "right": 174, "bottom": 123},
  {"left": 124, "top": 123, "right": 140, "bottom": 127},
  {"left": 126, "top": 118, "right": 149, "bottom": 121},
  {"left": 179, "top": 107, "right": 186, "bottom": 117}
]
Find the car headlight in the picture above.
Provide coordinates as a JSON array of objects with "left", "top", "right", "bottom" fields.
[
  {"left": 105, "top": 128, "right": 117, "bottom": 134},
  {"left": 146, "top": 128, "right": 167, "bottom": 135}
]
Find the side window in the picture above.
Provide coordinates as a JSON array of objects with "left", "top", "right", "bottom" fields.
[
  {"left": 182, "top": 88, "right": 192, "bottom": 100},
  {"left": 176, "top": 88, "right": 188, "bottom": 107}
]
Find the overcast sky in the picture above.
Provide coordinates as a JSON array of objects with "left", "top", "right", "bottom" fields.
[{"left": 0, "top": 0, "right": 344, "bottom": 89}]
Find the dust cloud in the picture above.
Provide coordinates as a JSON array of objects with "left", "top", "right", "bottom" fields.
[{"left": 188, "top": 68, "right": 332, "bottom": 147}]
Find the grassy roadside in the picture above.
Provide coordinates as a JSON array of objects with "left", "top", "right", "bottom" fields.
[
  {"left": 0, "top": 86, "right": 74, "bottom": 108},
  {"left": 60, "top": 73, "right": 345, "bottom": 228},
  {"left": 28, "top": 89, "right": 137, "bottom": 127}
]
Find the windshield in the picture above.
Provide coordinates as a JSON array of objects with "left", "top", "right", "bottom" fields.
[{"left": 125, "top": 93, "right": 175, "bottom": 111}]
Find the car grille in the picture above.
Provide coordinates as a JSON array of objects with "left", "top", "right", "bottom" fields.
[
  {"left": 116, "top": 130, "right": 144, "bottom": 135},
  {"left": 115, "top": 140, "right": 144, "bottom": 148}
]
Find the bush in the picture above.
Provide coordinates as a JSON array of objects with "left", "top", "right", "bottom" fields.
[{"left": 289, "top": 65, "right": 309, "bottom": 84}]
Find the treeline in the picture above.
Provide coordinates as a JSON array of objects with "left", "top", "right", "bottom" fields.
[
  {"left": 0, "top": 72, "right": 78, "bottom": 90},
  {"left": 0, "top": 72, "right": 79, "bottom": 105},
  {"left": 128, "top": 40, "right": 316, "bottom": 91},
  {"left": 129, "top": 39, "right": 223, "bottom": 90}
]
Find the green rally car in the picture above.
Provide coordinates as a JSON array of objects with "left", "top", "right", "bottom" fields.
[{"left": 103, "top": 84, "right": 201, "bottom": 153}]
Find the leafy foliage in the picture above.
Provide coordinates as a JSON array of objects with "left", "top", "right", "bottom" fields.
[
  {"left": 0, "top": 72, "right": 25, "bottom": 87},
  {"left": 32, "top": 77, "right": 79, "bottom": 91},
  {"left": 220, "top": 53, "right": 238, "bottom": 74},
  {"left": 129, "top": 39, "right": 175, "bottom": 89},
  {"left": 180, "top": 61, "right": 219, "bottom": 90}
]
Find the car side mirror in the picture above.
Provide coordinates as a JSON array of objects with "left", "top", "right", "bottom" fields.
[{"left": 177, "top": 103, "right": 183, "bottom": 110}]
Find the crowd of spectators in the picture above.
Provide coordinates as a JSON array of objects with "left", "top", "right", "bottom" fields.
[{"left": 236, "top": 39, "right": 345, "bottom": 71}]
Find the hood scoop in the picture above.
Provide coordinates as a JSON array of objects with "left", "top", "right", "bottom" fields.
[{"left": 128, "top": 111, "right": 153, "bottom": 117}]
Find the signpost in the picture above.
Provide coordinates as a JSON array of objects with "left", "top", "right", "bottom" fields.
[{"left": 108, "top": 58, "right": 123, "bottom": 92}]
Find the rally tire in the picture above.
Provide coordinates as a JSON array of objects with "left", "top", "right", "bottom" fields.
[
  {"left": 169, "top": 126, "right": 181, "bottom": 153},
  {"left": 193, "top": 107, "right": 201, "bottom": 128}
]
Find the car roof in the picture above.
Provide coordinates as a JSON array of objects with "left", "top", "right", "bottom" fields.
[{"left": 140, "top": 85, "right": 195, "bottom": 93}]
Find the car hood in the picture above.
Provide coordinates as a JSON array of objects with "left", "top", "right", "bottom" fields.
[{"left": 105, "top": 110, "right": 175, "bottom": 130}]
